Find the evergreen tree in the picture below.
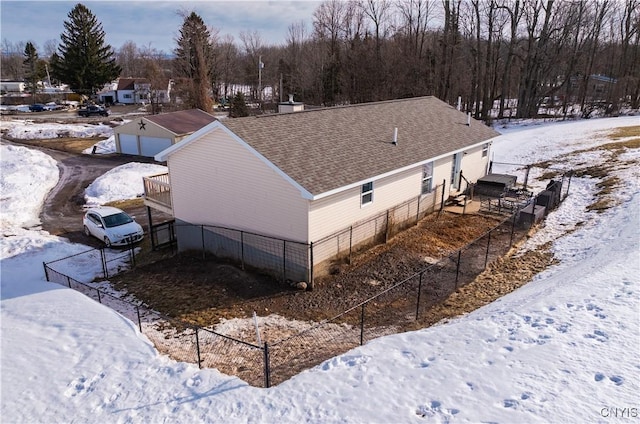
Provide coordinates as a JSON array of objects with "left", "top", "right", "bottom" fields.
[
  {"left": 174, "top": 12, "right": 214, "bottom": 111},
  {"left": 23, "top": 42, "right": 44, "bottom": 100},
  {"left": 52, "top": 3, "right": 120, "bottom": 96},
  {"left": 229, "top": 92, "right": 249, "bottom": 117}
]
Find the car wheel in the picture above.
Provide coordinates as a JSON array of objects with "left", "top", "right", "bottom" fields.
[
  {"left": 83, "top": 225, "right": 91, "bottom": 236},
  {"left": 104, "top": 237, "right": 112, "bottom": 247}
]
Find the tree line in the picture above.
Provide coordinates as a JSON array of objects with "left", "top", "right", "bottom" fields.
[{"left": 2, "top": 0, "right": 639, "bottom": 119}]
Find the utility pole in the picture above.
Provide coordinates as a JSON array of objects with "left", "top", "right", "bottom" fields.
[{"left": 258, "top": 55, "right": 263, "bottom": 102}]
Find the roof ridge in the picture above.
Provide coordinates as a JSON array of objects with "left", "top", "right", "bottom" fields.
[{"left": 249, "top": 96, "right": 437, "bottom": 120}]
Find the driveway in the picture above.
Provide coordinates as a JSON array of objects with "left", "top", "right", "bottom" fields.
[{"left": 2, "top": 138, "right": 171, "bottom": 247}]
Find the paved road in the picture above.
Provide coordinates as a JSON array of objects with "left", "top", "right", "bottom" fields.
[{"left": 2, "top": 138, "right": 171, "bottom": 247}]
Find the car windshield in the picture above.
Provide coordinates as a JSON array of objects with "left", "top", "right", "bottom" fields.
[{"left": 102, "top": 212, "right": 133, "bottom": 228}]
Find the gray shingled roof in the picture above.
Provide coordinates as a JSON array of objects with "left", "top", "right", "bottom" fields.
[
  {"left": 222, "top": 96, "right": 500, "bottom": 196},
  {"left": 146, "top": 109, "right": 217, "bottom": 136}
]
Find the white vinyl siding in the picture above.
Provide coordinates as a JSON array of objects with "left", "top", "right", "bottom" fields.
[
  {"left": 459, "top": 144, "right": 490, "bottom": 184},
  {"left": 168, "top": 128, "right": 308, "bottom": 242},
  {"left": 309, "top": 167, "right": 420, "bottom": 241}
]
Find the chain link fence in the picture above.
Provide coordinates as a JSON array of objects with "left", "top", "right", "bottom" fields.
[{"left": 44, "top": 173, "right": 570, "bottom": 388}]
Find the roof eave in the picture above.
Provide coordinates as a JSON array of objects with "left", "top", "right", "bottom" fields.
[{"left": 310, "top": 136, "right": 498, "bottom": 201}]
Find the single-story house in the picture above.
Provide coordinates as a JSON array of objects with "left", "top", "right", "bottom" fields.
[
  {"left": 97, "top": 78, "right": 173, "bottom": 105},
  {"left": 115, "top": 109, "right": 217, "bottom": 157},
  {"left": 145, "top": 96, "right": 500, "bottom": 282}
]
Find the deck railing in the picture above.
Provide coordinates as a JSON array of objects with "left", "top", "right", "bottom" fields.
[{"left": 143, "top": 173, "right": 172, "bottom": 214}]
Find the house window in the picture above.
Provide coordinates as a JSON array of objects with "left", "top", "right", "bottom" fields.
[
  {"left": 123, "top": 94, "right": 132, "bottom": 99},
  {"left": 421, "top": 162, "right": 433, "bottom": 194},
  {"left": 361, "top": 181, "right": 373, "bottom": 206},
  {"left": 482, "top": 143, "right": 489, "bottom": 157}
]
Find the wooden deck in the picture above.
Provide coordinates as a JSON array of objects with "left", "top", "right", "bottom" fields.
[{"left": 143, "top": 173, "right": 173, "bottom": 215}]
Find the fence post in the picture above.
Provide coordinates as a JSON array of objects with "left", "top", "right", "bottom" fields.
[
  {"left": 130, "top": 238, "right": 136, "bottom": 267},
  {"left": 97, "top": 289, "right": 101, "bottom": 304},
  {"left": 348, "top": 226, "right": 353, "bottom": 264},
  {"left": 66, "top": 275, "right": 72, "bottom": 288},
  {"left": 282, "top": 240, "right": 287, "bottom": 283},
  {"left": 565, "top": 172, "right": 572, "bottom": 199},
  {"left": 240, "top": 231, "right": 245, "bottom": 270},
  {"left": 384, "top": 210, "right": 390, "bottom": 243},
  {"left": 416, "top": 195, "right": 421, "bottom": 224},
  {"left": 195, "top": 327, "right": 202, "bottom": 369},
  {"left": 43, "top": 262, "right": 49, "bottom": 281},
  {"left": 100, "top": 248, "right": 108, "bottom": 279},
  {"left": 148, "top": 207, "right": 156, "bottom": 250},
  {"left": 440, "top": 179, "right": 446, "bottom": 211},
  {"left": 415, "top": 272, "right": 424, "bottom": 320},
  {"left": 136, "top": 306, "right": 142, "bottom": 333},
  {"left": 455, "top": 250, "right": 462, "bottom": 288},
  {"left": 484, "top": 230, "right": 491, "bottom": 269},
  {"left": 171, "top": 221, "right": 177, "bottom": 255},
  {"left": 201, "top": 225, "right": 205, "bottom": 259},
  {"left": 263, "top": 342, "right": 271, "bottom": 388},
  {"left": 360, "top": 304, "right": 366, "bottom": 345},
  {"left": 523, "top": 165, "right": 531, "bottom": 191},
  {"left": 309, "top": 242, "right": 314, "bottom": 291}
]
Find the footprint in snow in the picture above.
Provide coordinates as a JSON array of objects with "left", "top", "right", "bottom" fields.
[
  {"left": 415, "top": 401, "right": 459, "bottom": 419},
  {"left": 185, "top": 375, "right": 202, "bottom": 388},
  {"left": 64, "top": 373, "right": 105, "bottom": 397},
  {"left": 503, "top": 399, "right": 518, "bottom": 408},
  {"left": 609, "top": 375, "right": 624, "bottom": 386}
]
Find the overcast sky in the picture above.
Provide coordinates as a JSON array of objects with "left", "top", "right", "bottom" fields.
[{"left": 1, "top": 1, "right": 321, "bottom": 54}]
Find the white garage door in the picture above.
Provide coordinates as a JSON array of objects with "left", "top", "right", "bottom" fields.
[
  {"left": 119, "top": 134, "right": 139, "bottom": 155},
  {"left": 140, "top": 136, "right": 172, "bottom": 157}
]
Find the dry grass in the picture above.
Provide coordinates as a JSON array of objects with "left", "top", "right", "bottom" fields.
[
  {"left": 608, "top": 125, "right": 640, "bottom": 140},
  {"left": 572, "top": 164, "right": 612, "bottom": 179},
  {"left": 539, "top": 170, "right": 562, "bottom": 180},
  {"left": 532, "top": 159, "right": 555, "bottom": 169},
  {"left": 105, "top": 198, "right": 145, "bottom": 209},
  {"left": 569, "top": 125, "right": 639, "bottom": 212},
  {"left": 576, "top": 126, "right": 640, "bottom": 156},
  {"left": 595, "top": 176, "right": 621, "bottom": 196},
  {"left": 586, "top": 176, "right": 622, "bottom": 212},
  {"left": 412, "top": 241, "right": 558, "bottom": 328},
  {"left": 7, "top": 137, "right": 103, "bottom": 154}
]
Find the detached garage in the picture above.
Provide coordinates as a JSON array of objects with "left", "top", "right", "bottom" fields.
[{"left": 115, "top": 109, "right": 217, "bottom": 158}]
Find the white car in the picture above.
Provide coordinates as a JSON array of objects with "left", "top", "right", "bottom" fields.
[{"left": 83, "top": 206, "right": 144, "bottom": 247}]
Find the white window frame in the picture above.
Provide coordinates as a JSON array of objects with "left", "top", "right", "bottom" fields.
[
  {"left": 421, "top": 162, "right": 433, "bottom": 195},
  {"left": 361, "top": 181, "right": 373, "bottom": 206},
  {"left": 482, "top": 143, "right": 489, "bottom": 157}
]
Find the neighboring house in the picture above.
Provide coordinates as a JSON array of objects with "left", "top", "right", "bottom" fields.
[
  {"left": 114, "top": 109, "right": 217, "bottom": 158},
  {"left": 567, "top": 74, "right": 618, "bottom": 103},
  {"left": 145, "top": 96, "right": 499, "bottom": 282},
  {"left": 586, "top": 74, "right": 617, "bottom": 102},
  {"left": 0, "top": 81, "right": 26, "bottom": 93},
  {"left": 97, "top": 78, "right": 173, "bottom": 105}
]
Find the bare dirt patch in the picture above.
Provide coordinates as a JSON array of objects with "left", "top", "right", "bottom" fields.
[
  {"left": 6, "top": 137, "right": 102, "bottom": 154},
  {"left": 111, "top": 212, "right": 518, "bottom": 330}
]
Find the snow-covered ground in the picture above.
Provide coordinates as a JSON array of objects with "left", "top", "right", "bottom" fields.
[{"left": 1, "top": 116, "right": 639, "bottom": 423}]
